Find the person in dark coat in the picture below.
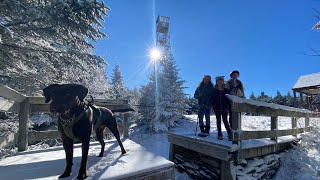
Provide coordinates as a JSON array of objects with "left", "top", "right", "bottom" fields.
[
  {"left": 194, "top": 75, "right": 214, "bottom": 136},
  {"left": 225, "top": 70, "right": 245, "bottom": 129},
  {"left": 212, "top": 76, "right": 232, "bottom": 140}
]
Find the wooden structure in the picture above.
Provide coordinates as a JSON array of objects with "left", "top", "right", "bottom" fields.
[
  {"left": 292, "top": 72, "right": 320, "bottom": 108},
  {"left": 168, "top": 95, "right": 315, "bottom": 180},
  {"left": 0, "top": 84, "right": 130, "bottom": 151}
]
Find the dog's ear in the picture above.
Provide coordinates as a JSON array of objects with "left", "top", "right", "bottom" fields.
[
  {"left": 43, "top": 84, "right": 59, "bottom": 103},
  {"left": 71, "top": 84, "right": 88, "bottom": 102}
]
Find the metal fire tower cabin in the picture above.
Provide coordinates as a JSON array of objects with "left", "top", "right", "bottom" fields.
[{"left": 156, "top": 15, "right": 170, "bottom": 61}]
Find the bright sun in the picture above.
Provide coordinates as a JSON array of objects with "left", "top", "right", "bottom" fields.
[{"left": 150, "top": 48, "right": 161, "bottom": 61}]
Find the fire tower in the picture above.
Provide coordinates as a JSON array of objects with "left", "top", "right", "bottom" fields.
[{"left": 156, "top": 15, "right": 171, "bottom": 61}]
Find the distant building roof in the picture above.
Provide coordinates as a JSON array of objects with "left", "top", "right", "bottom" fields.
[{"left": 292, "top": 72, "right": 320, "bottom": 94}]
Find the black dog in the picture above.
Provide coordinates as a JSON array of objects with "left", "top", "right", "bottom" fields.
[{"left": 43, "top": 84, "right": 128, "bottom": 179}]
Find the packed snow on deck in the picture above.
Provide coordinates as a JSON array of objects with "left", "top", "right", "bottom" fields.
[{"left": 0, "top": 139, "right": 173, "bottom": 180}]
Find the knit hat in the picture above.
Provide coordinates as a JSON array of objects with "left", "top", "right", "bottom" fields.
[
  {"left": 215, "top": 76, "right": 224, "bottom": 81},
  {"left": 230, "top": 70, "right": 240, "bottom": 77}
]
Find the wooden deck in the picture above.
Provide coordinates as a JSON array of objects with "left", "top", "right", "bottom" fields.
[
  {"left": 168, "top": 131, "right": 298, "bottom": 160},
  {"left": 0, "top": 139, "right": 174, "bottom": 180},
  {"left": 168, "top": 131, "right": 300, "bottom": 180}
]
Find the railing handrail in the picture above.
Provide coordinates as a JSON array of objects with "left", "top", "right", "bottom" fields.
[
  {"left": 0, "top": 84, "right": 131, "bottom": 152},
  {"left": 226, "top": 94, "right": 313, "bottom": 117},
  {"left": 226, "top": 94, "right": 316, "bottom": 162}
]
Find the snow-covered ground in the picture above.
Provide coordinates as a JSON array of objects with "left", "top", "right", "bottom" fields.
[{"left": 130, "top": 115, "right": 320, "bottom": 180}]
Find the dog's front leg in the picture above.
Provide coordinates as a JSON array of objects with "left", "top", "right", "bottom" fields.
[
  {"left": 59, "top": 137, "right": 74, "bottom": 178},
  {"left": 77, "top": 139, "right": 90, "bottom": 179}
]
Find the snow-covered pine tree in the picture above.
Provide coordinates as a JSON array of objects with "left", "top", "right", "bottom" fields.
[
  {"left": 109, "top": 64, "right": 129, "bottom": 100},
  {"left": 153, "top": 52, "right": 187, "bottom": 132},
  {"left": 139, "top": 70, "right": 157, "bottom": 128},
  {"left": 127, "top": 86, "right": 142, "bottom": 124},
  {"left": 0, "top": 0, "right": 110, "bottom": 95}
]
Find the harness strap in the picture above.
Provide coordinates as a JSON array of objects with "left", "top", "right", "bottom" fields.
[{"left": 59, "top": 99, "right": 94, "bottom": 139}]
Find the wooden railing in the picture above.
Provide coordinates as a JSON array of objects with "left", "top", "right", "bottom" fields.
[
  {"left": 226, "top": 94, "right": 316, "bottom": 162},
  {"left": 0, "top": 84, "right": 130, "bottom": 152}
]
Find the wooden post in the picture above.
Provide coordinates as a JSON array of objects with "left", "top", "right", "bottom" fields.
[
  {"left": 18, "top": 98, "right": 30, "bottom": 151},
  {"left": 231, "top": 112, "right": 241, "bottom": 163},
  {"left": 221, "top": 161, "right": 234, "bottom": 180},
  {"left": 169, "top": 143, "right": 175, "bottom": 162},
  {"left": 300, "top": 93, "right": 303, "bottom": 107},
  {"left": 292, "top": 117, "right": 297, "bottom": 138},
  {"left": 293, "top": 90, "right": 297, "bottom": 108},
  {"left": 123, "top": 114, "right": 129, "bottom": 138},
  {"left": 305, "top": 116, "right": 310, "bottom": 128},
  {"left": 271, "top": 116, "right": 278, "bottom": 141}
]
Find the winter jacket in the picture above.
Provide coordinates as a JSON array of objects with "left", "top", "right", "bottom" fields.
[
  {"left": 212, "top": 87, "right": 230, "bottom": 112},
  {"left": 225, "top": 79, "right": 245, "bottom": 98},
  {"left": 194, "top": 84, "right": 214, "bottom": 109}
]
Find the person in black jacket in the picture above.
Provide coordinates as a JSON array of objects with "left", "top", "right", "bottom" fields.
[
  {"left": 212, "top": 76, "right": 232, "bottom": 140},
  {"left": 194, "top": 75, "right": 214, "bottom": 136}
]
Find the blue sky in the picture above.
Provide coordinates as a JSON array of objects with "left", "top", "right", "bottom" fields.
[{"left": 95, "top": 0, "right": 320, "bottom": 98}]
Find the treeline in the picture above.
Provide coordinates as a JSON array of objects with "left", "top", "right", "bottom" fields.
[{"left": 249, "top": 91, "right": 294, "bottom": 107}]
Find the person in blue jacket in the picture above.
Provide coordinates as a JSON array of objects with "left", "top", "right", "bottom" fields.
[{"left": 194, "top": 75, "right": 214, "bottom": 137}]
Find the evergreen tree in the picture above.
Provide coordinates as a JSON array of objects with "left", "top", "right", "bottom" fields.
[
  {"left": 273, "top": 91, "right": 285, "bottom": 105},
  {"left": 154, "top": 52, "right": 187, "bottom": 132},
  {"left": 0, "top": 0, "right": 110, "bottom": 95},
  {"left": 284, "top": 92, "right": 294, "bottom": 107},
  {"left": 138, "top": 70, "right": 156, "bottom": 127},
  {"left": 257, "top": 91, "right": 272, "bottom": 102},
  {"left": 110, "top": 64, "right": 129, "bottom": 100},
  {"left": 249, "top": 92, "right": 256, "bottom": 100},
  {"left": 139, "top": 52, "right": 188, "bottom": 132}
]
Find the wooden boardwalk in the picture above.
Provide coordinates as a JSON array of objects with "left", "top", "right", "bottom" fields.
[{"left": 0, "top": 139, "right": 174, "bottom": 180}]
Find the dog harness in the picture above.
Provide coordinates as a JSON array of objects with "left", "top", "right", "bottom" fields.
[{"left": 59, "top": 97, "right": 94, "bottom": 139}]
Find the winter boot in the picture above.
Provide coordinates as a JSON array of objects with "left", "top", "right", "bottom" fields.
[
  {"left": 217, "top": 132, "right": 223, "bottom": 140},
  {"left": 198, "top": 126, "right": 207, "bottom": 137},
  {"left": 227, "top": 133, "right": 232, "bottom": 141},
  {"left": 205, "top": 126, "right": 210, "bottom": 136}
]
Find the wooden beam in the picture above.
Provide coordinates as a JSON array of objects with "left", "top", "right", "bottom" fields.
[
  {"left": 169, "top": 143, "right": 175, "bottom": 162},
  {"left": 167, "top": 133, "right": 231, "bottom": 161},
  {"left": 28, "top": 96, "right": 129, "bottom": 106},
  {"left": 300, "top": 93, "right": 303, "bottom": 107},
  {"left": 0, "top": 84, "right": 26, "bottom": 103},
  {"left": 240, "top": 140, "right": 295, "bottom": 159},
  {"left": 30, "top": 104, "right": 50, "bottom": 113},
  {"left": 232, "top": 103, "right": 309, "bottom": 117},
  {"left": 305, "top": 117, "right": 310, "bottom": 128},
  {"left": 271, "top": 116, "right": 278, "bottom": 141},
  {"left": 225, "top": 94, "right": 312, "bottom": 118},
  {"left": 18, "top": 99, "right": 30, "bottom": 151},
  {"left": 293, "top": 90, "right": 297, "bottom": 108},
  {"left": 123, "top": 114, "right": 129, "bottom": 138},
  {"left": 293, "top": 85, "right": 320, "bottom": 92},
  {"left": 30, "top": 104, "right": 132, "bottom": 113},
  {"left": 28, "top": 130, "right": 60, "bottom": 144},
  {"left": 0, "top": 99, "right": 20, "bottom": 113},
  {"left": 233, "top": 127, "right": 312, "bottom": 141},
  {"left": 221, "top": 161, "right": 234, "bottom": 180}
]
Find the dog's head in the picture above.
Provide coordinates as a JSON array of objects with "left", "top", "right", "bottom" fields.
[{"left": 43, "top": 84, "right": 88, "bottom": 114}]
